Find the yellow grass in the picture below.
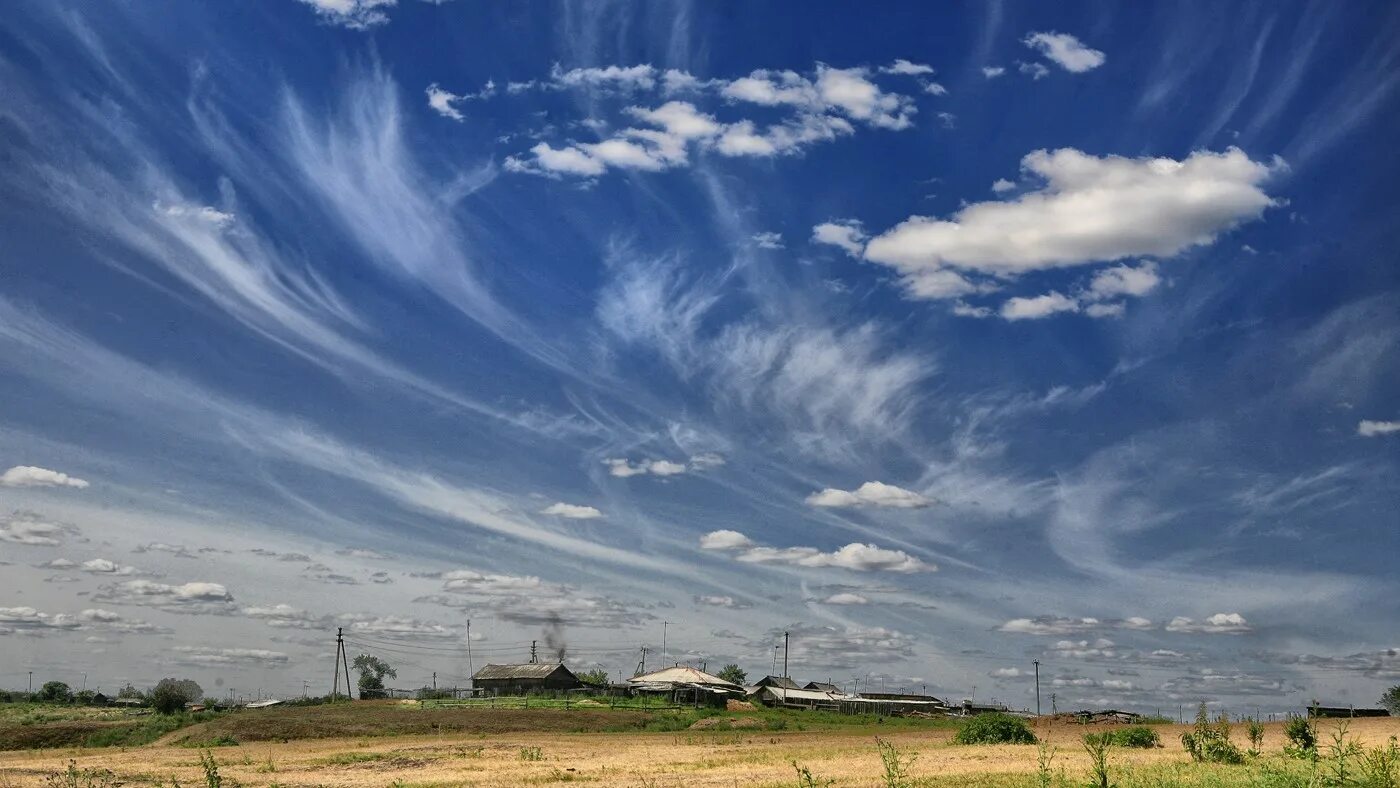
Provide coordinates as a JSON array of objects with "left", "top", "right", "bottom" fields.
[{"left": 0, "top": 715, "right": 1396, "bottom": 787}]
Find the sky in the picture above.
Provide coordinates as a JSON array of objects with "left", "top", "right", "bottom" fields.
[{"left": 1, "top": 0, "right": 1398, "bottom": 713}]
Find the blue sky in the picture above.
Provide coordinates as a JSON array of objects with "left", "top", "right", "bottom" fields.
[{"left": 1, "top": 0, "right": 1397, "bottom": 711}]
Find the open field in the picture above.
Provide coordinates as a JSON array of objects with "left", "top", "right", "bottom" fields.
[{"left": 0, "top": 704, "right": 1396, "bottom": 787}]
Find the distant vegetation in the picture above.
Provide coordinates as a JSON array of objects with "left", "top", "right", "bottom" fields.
[
  {"left": 718, "top": 664, "right": 748, "bottom": 685},
  {"left": 952, "top": 712, "right": 1038, "bottom": 745},
  {"left": 1083, "top": 725, "right": 1160, "bottom": 749}
]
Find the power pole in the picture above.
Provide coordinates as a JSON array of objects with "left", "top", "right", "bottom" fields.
[
  {"left": 466, "top": 619, "right": 473, "bottom": 681},
  {"left": 530, "top": 640, "right": 538, "bottom": 664},
  {"left": 302, "top": 680, "right": 309, "bottom": 699},
  {"left": 783, "top": 631, "right": 789, "bottom": 679},
  {"left": 332, "top": 627, "right": 343, "bottom": 702},
  {"left": 1051, "top": 693, "right": 1057, "bottom": 715},
  {"left": 432, "top": 672, "right": 437, "bottom": 691},
  {"left": 28, "top": 671, "right": 32, "bottom": 695},
  {"left": 1033, "top": 660, "right": 1041, "bottom": 716},
  {"left": 635, "top": 645, "right": 649, "bottom": 676},
  {"left": 772, "top": 645, "right": 778, "bottom": 675}
]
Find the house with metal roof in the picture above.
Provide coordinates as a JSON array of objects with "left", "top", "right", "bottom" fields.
[
  {"left": 628, "top": 665, "right": 745, "bottom": 704},
  {"left": 470, "top": 663, "right": 581, "bottom": 695}
]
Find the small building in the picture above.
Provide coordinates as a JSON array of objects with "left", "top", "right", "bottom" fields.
[
  {"left": 804, "top": 682, "right": 843, "bottom": 694},
  {"left": 471, "top": 663, "right": 581, "bottom": 696},
  {"left": 628, "top": 666, "right": 745, "bottom": 706},
  {"left": 750, "top": 675, "right": 802, "bottom": 691},
  {"left": 1309, "top": 706, "right": 1391, "bottom": 719}
]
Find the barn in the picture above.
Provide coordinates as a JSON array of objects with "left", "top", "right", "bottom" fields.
[{"left": 470, "top": 663, "right": 582, "bottom": 695}]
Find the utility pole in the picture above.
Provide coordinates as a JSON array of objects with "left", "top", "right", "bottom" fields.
[
  {"left": 1051, "top": 693, "right": 1057, "bottom": 715},
  {"left": 772, "top": 645, "right": 778, "bottom": 675},
  {"left": 28, "top": 671, "right": 32, "bottom": 696},
  {"left": 432, "top": 672, "right": 437, "bottom": 691},
  {"left": 466, "top": 619, "right": 473, "bottom": 681},
  {"left": 783, "top": 631, "right": 789, "bottom": 679},
  {"left": 971, "top": 685, "right": 977, "bottom": 704},
  {"left": 302, "top": 680, "right": 309, "bottom": 699},
  {"left": 635, "top": 645, "right": 649, "bottom": 676},
  {"left": 530, "top": 640, "right": 538, "bottom": 664},
  {"left": 662, "top": 621, "right": 669, "bottom": 666},
  {"left": 81, "top": 673, "right": 87, "bottom": 692},
  {"left": 332, "top": 627, "right": 343, "bottom": 702},
  {"left": 1033, "top": 660, "right": 1041, "bottom": 716}
]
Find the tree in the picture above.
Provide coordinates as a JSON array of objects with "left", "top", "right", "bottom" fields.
[
  {"left": 1383, "top": 685, "right": 1400, "bottom": 716},
  {"left": 717, "top": 664, "right": 747, "bottom": 686},
  {"left": 576, "top": 669, "right": 610, "bottom": 686},
  {"left": 36, "top": 681, "right": 72, "bottom": 703},
  {"left": 116, "top": 683, "right": 143, "bottom": 700},
  {"left": 352, "top": 654, "right": 396, "bottom": 699},
  {"left": 150, "top": 678, "right": 203, "bottom": 715}
]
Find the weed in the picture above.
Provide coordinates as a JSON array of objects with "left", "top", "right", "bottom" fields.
[
  {"left": 1247, "top": 717, "right": 1266, "bottom": 757},
  {"left": 874, "top": 737, "right": 916, "bottom": 788},
  {"left": 1082, "top": 734, "right": 1113, "bottom": 788},
  {"left": 1357, "top": 735, "right": 1399, "bottom": 788},
  {"left": 520, "top": 746, "right": 545, "bottom": 761},
  {"left": 198, "top": 751, "right": 221, "bottom": 788},
  {"left": 1285, "top": 713, "right": 1319, "bottom": 759},
  {"left": 1035, "top": 742, "right": 1059, "bottom": 788},
  {"left": 44, "top": 761, "right": 117, "bottom": 788},
  {"left": 792, "top": 760, "right": 835, "bottom": 788},
  {"left": 1180, "top": 703, "right": 1245, "bottom": 765}
]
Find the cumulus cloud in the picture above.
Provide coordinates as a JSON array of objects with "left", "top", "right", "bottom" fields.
[
  {"left": 424, "top": 82, "right": 494, "bottom": 121},
  {"left": 1000, "top": 291, "right": 1080, "bottom": 320},
  {"left": 92, "top": 579, "right": 235, "bottom": 615},
  {"left": 1023, "top": 32, "right": 1106, "bottom": 73},
  {"left": 1086, "top": 262, "right": 1161, "bottom": 301},
  {"left": 982, "top": 66, "right": 1007, "bottom": 79},
  {"left": 603, "top": 454, "right": 724, "bottom": 478},
  {"left": 880, "top": 59, "right": 935, "bottom": 76},
  {"left": 0, "top": 465, "right": 89, "bottom": 489},
  {"left": 823, "top": 592, "right": 869, "bottom": 605},
  {"left": 171, "top": 646, "right": 290, "bottom": 666},
  {"left": 505, "top": 64, "right": 917, "bottom": 177},
  {"left": 1358, "top": 419, "right": 1400, "bottom": 437},
  {"left": 805, "top": 481, "right": 933, "bottom": 509},
  {"left": 811, "top": 220, "right": 868, "bottom": 256},
  {"left": 0, "top": 511, "right": 76, "bottom": 546},
  {"left": 293, "top": 0, "right": 396, "bottom": 30},
  {"left": 1165, "top": 613, "right": 1252, "bottom": 634},
  {"left": 867, "top": 148, "right": 1278, "bottom": 278},
  {"left": 0, "top": 606, "right": 80, "bottom": 632},
  {"left": 1018, "top": 61, "right": 1050, "bottom": 80},
  {"left": 991, "top": 178, "right": 1016, "bottom": 193},
  {"left": 540, "top": 502, "right": 604, "bottom": 519},
  {"left": 999, "top": 616, "right": 1155, "bottom": 635},
  {"left": 701, "top": 530, "right": 933, "bottom": 573},
  {"left": 79, "top": 558, "right": 141, "bottom": 576}
]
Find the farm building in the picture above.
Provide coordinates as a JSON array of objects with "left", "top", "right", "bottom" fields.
[
  {"left": 1309, "top": 706, "right": 1392, "bottom": 718},
  {"left": 804, "top": 681, "right": 842, "bottom": 693},
  {"left": 749, "top": 675, "right": 801, "bottom": 692},
  {"left": 628, "top": 665, "right": 745, "bottom": 706},
  {"left": 471, "top": 663, "right": 581, "bottom": 695}
]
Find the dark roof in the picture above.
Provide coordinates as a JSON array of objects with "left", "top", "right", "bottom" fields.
[
  {"left": 754, "top": 675, "right": 801, "bottom": 689},
  {"left": 471, "top": 663, "right": 575, "bottom": 681},
  {"left": 804, "top": 682, "right": 841, "bottom": 693}
]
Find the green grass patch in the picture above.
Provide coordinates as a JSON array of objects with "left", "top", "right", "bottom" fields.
[{"left": 1083, "top": 726, "right": 1161, "bottom": 748}]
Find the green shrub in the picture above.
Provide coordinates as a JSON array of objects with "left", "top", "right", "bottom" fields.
[
  {"left": 1180, "top": 703, "right": 1245, "bottom": 765},
  {"left": 1084, "top": 726, "right": 1160, "bottom": 749},
  {"left": 1284, "top": 713, "right": 1317, "bottom": 759},
  {"left": 953, "top": 712, "right": 1038, "bottom": 745}
]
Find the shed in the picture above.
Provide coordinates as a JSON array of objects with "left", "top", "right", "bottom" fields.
[
  {"left": 629, "top": 666, "right": 745, "bottom": 706},
  {"left": 752, "top": 675, "right": 802, "bottom": 690},
  {"left": 471, "top": 663, "right": 581, "bottom": 695},
  {"left": 804, "top": 682, "right": 843, "bottom": 693}
]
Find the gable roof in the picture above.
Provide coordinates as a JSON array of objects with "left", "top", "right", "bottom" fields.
[
  {"left": 629, "top": 666, "right": 744, "bottom": 690},
  {"left": 471, "top": 663, "right": 575, "bottom": 681},
  {"left": 753, "top": 675, "right": 801, "bottom": 689},
  {"left": 804, "top": 681, "right": 841, "bottom": 692}
]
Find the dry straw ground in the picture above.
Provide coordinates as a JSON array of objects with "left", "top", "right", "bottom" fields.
[{"left": 0, "top": 705, "right": 1396, "bottom": 787}]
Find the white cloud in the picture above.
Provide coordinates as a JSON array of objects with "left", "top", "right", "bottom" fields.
[
  {"left": 701, "top": 530, "right": 933, "bottom": 573},
  {"left": 603, "top": 454, "right": 720, "bottom": 478},
  {"left": 1000, "top": 291, "right": 1080, "bottom": 320},
  {"left": 551, "top": 63, "right": 657, "bottom": 91},
  {"left": 864, "top": 148, "right": 1279, "bottom": 298},
  {"left": 1086, "top": 262, "right": 1161, "bottom": 301},
  {"left": 1358, "top": 419, "right": 1400, "bottom": 437},
  {"left": 79, "top": 558, "right": 140, "bottom": 576},
  {"left": 752, "top": 231, "right": 785, "bottom": 249},
  {"left": 540, "top": 502, "right": 603, "bottom": 519},
  {"left": 1084, "top": 302, "right": 1126, "bottom": 319},
  {"left": 0, "top": 465, "right": 90, "bottom": 489},
  {"left": 991, "top": 667, "right": 1024, "bottom": 678},
  {"left": 982, "top": 66, "right": 1006, "bottom": 79},
  {"left": 812, "top": 220, "right": 868, "bottom": 256},
  {"left": 0, "top": 512, "right": 75, "bottom": 546},
  {"left": 813, "top": 66, "right": 915, "bottom": 130},
  {"left": 999, "top": 616, "right": 1102, "bottom": 635},
  {"left": 823, "top": 592, "right": 869, "bottom": 605},
  {"left": 171, "top": 646, "right": 290, "bottom": 666},
  {"left": 880, "top": 59, "right": 934, "bottom": 76},
  {"left": 923, "top": 82, "right": 948, "bottom": 96},
  {"left": 1023, "top": 32, "right": 1106, "bottom": 73},
  {"left": 694, "top": 594, "right": 748, "bottom": 609},
  {"left": 1018, "top": 61, "right": 1050, "bottom": 80},
  {"left": 991, "top": 178, "right": 1016, "bottom": 193},
  {"left": 699, "top": 529, "right": 753, "bottom": 550},
  {"left": 1165, "top": 612, "right": 1252, "bottom": 634},
  {"left": 510, "top": 142, "right": 607, "bottom": 177},
  {"left": 806, "top": 481, "right": 933, "bottom": 509},
  {"left": 92, "top": 579, "right": 235, "bottom": 614},
  {"left": 0, "top": 606, "right": 80, "bottom": 631},
  {"left": 952, "top": 301, "right": 993, "bottom": 319},
  {"left": 294, "top": 0, "right": 396, "bottom": 30},
  {"left": 425, "top": 83, "right": 465, "bottom": 121}
]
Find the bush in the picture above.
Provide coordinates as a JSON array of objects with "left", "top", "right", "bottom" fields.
[
  {"left": 1284, "top": 713, "right": 1317, "bottom": 759},
  {"left": 1180, "top": 703, "right": 1245, "bottom": 765},
  {"left": 953, "top": 712, "right": 1038, "bottom": 745},
  {"left": 1084, "top": 726, "right": 1160, "bottom": 749},
  {"left": 37, "top": 681, "right": 72, "bottom": 703}
]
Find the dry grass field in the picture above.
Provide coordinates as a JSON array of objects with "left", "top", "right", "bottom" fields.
[{"left": 0, "top": 704, "right": 1396, "bottom": 787}]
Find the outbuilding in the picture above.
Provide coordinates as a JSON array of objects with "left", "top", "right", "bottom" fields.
[{"left": 471, "top": 663, "right": 582, "bottom": 696}]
